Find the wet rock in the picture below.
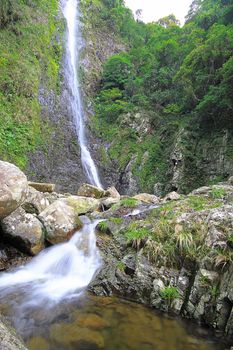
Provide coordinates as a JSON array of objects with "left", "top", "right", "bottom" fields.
[
  {"left": 0, "top": 314, "right": 27, "bottom": 350},
  {"left": 1, "top": 207, "right": 44, "bottom": 255},
  {"left": 77, "top": 183, "right": 105, "bottom": 199},
  {"left": 28, "top": 181, "right": 55, "bottom": 193},
  {"left": 39, "top": 199, "right": 83, "bottom": 244},
  {"left": 22, "top": 187, "right": 50, "bottom": 215},
  {"left": 122, "top": 254, "right": 136, "bottom": 275},
  {"left": 0, "top": 161, "right": 28, "bottom": 219},
  {"left": 133, "top": 193, "right": 160, "bottom": 204}
]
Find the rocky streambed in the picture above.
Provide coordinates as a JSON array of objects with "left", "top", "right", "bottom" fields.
[{"left": 0, "top": 160, "right": 232, "bottom": 349}]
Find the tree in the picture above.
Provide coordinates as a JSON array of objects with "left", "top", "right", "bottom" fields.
[{"left": 157, "top": 14, "right": 180, "bottom": 28}]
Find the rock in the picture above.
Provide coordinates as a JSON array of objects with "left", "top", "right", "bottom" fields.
[
  {"left": 28, "top": 182, "right": 55, "bottom": 193},
  {"left": 39, "top": 199, "right": 83, "bottom": 244},
  {"left": 0, "top": 161, "right": 28, "bottom": 219},
  {"left": 228, "top": 176, "right": 233, "bottom": 185},
  {"left": 105, "top": 186, "right": 120, "bottom": 198},
  {"left": 133, "top": 193, "right": 159, "bottom": 204},
  {"left": 22, "top": 187, "right": 50, "bottom": 214},
  {"left": 122, "top": 254, "right": 136, "bottom": 275},
  {"left": 0, "top": 314, "right": 27, "bottom": 350},
  {"left": 77, "top": 183, "right": 105, "bottom": 199},
  {"left": 153, "top": 182, "right": 163, "bottom": 197},
  {"left": 66, "top": 196, "right": 100, "bottom": 214},
  {"left": 163, "top": 191, "right": 180, "bottom": 202},
  {"left": 39, "top": 196, "right": 99, "bottom": 244},
  {"left": 101, "top": 197, "right": 120, "bottom": 210},
  {"left": 1, "top": 207, "right": 44, "bottom": 255}
]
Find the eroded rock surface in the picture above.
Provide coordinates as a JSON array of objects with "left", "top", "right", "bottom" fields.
[{"left": 0, "top": 161, "right": 28, "bottom": 220}]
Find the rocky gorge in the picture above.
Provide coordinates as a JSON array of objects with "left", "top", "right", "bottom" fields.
[{"left": 0, "top": 160, "right": 232, "bottom": 348}]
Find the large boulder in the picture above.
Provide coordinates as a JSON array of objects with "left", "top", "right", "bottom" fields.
[
  {"left": 22, "top": 186, "right": 50, "bottom": 215},
  {"left": 0, "top": 161, "right": 28, "bottom": 219},
  {"left": 1, "top": 207, "right": 44, "bottom": 256},
  {"left": 0, "top": 314, "right": 27, "bottom": 350},
  {"left": 77, "top": 184, "right": 105, "bottom": 199},
  {"left": 39, "top": 196, "right": 100, "bottom": 244}
]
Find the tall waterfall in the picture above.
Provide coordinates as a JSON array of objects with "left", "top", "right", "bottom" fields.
[{"left": 61, "top": 0, "right": 102, "bottom": 188}]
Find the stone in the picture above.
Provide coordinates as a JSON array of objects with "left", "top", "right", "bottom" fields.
[
  {"left": 133, "top": 193, "right": 160, "bottom": 204},
  {"left": 28, "top": 181, "right": 55, "bottom": 193},
  {"left": 0, "top": 161, "right": 28, "bottom": 219},
  {"left": 163, "top": 191, "right": 180, "bottom": 202},
  {"left": 101, "top": 197, "right": 120, "bottom": 210},
  {"left": 153, "top": 182, "right": 163, "bottom": 197},
  {"left": 105, "top": 186, "right": 120, "bottom": 198},
  {"left": 228, "top": 176, "right": 233, "bottom": 185},
  {"left": 39, "top": 199, "right": 83, "bottom": 244},
  {"left": 77, "top": 183, "right": 105, "bottom": 199},
  {"left": 1, "top": 207, "right": 44, "bottom": 255},
  {"left": 39, "top": 196, "right": 99, "bottom": 244},
  {"left": 22, "top": 186, "right": 50, "bottom": 214},
  {"left": 0, "top": 314, "right": 27, "bottom": 350}
]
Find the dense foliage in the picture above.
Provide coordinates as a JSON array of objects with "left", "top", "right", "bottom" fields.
[
  {"left": 0, "top": 0, "right": 63, "bottom": 168},
  {"left": 92, "top": 0, "right": 233, "bottom": 192}
]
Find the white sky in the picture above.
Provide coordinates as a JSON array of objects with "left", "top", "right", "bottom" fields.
[{"left": 124, "top": 0, "right": 193, "bottom": 25}]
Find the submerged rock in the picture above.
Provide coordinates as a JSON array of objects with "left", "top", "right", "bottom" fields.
[
  {"left": 0, "top": 161, "right": 28, "bottom": 219},
  {"left": 0, "top": 314, "right": 27, "bottom": 350},
  {"left": 1, "top": 207, "right": 44, "bottom": 256}
]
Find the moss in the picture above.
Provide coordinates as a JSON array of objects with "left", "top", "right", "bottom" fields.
[{"left": 0, "top": 0, "right": 63, "bottom": 169}]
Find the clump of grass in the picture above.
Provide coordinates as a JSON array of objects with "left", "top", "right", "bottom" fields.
[
  {"left": 120, "top": 198, "right": 139, "bottom": 207},
  {"left": 212, "top": 248, "right": 233, "bottom": 269},
  {"left": 109, "top": 217, "right": 123, "bottom": 225},
  {"left": 188, "top": 196, "right": 208, "bottom": 211},
  {"left": 116, "top": 261, "right": 125, "bottom": 271},
  {"left": 124, "top": 224, "right": 151, "bottom": 250},
  {"left": 97, "top": 220, "right": 110, "bottom": 234},
  {"left": 210, "top": 187, "right": 227, "bottom": 200},
  {"left": 160, "top": 286, "right": 180, "bottom": 304},
  {"left": 175, "top": 231, "right": 194, "bottom": 254}
]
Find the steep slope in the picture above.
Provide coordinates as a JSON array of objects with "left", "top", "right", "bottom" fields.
[{"left": 83, "top": 0, "right": 233, "bottom": 195}]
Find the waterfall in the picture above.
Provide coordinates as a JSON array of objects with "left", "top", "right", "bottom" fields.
[
  {"left": 61, "top": 0, "right": 102, "bottom": 188},
  {"left": 0, "top": 218, "right": 101, "bottom": 312}
]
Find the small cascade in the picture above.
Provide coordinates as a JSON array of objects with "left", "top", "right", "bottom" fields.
[
  {"left": 61, "top": 0, "right": 102, "bottom": 188},
  {"left": 0, "top": 219, "right": 101, "bottom": 314}
]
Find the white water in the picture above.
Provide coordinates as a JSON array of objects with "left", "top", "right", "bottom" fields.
[
  {"left": 61, "top": 0, "right": 102, "bottom": 188},
  {"left": 0, "top": 219, "right": 101, "bottom": 308}
]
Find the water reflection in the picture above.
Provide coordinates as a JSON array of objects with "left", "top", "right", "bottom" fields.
[{"left": 25, "top": 294, "right": 223, "bottom": 350}]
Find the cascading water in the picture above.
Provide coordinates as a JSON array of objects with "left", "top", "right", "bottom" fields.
[
  {"left": 61, "top": 0, "right": 102, "bottom": 188},
  {"left": 0, "top": 218, "right": 101, "bottom": 334}
]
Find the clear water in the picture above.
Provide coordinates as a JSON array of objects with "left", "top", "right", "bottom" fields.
[
  {"left": 23, "top": 294, "right": 224, "bottom": 350},
  {"left": 61, "top": 0, "right": 102, "bottom": 188}
]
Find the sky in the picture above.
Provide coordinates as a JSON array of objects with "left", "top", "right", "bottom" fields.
[{"left": 124, "top": 0, "right": 193, "bottom": 25}]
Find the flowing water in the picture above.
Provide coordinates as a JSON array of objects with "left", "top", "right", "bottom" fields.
[
  {"left": 61, "top": 0, "right": 102, "bottom": 188},
  {"left": 0, "top": 218, "right": 101, "bottom": 334}
]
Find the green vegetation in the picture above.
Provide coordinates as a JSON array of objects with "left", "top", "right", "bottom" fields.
[
  {"left": 88, "top": 0, "right": 233, "bottom": 193},
  {"left": 116, "top": 261, "right": 126, "bottom": 271},
  {"left": 160, "top": 286, "right": 180, "bottom": 303},
  {"left": 97, "top": 220, "right": 110, "bottom": 234},
  {"left": 0, "top": 0, "right": 62, "bottom": 168},
  {"left": 120, "top": 198, "right": 139, "bottom": 207},
  {"left": 123, "top": 222, "right": 151, "bottom": 250},
  {"left": 210, "top": 187, "right": 227, "bottom": 199}
]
